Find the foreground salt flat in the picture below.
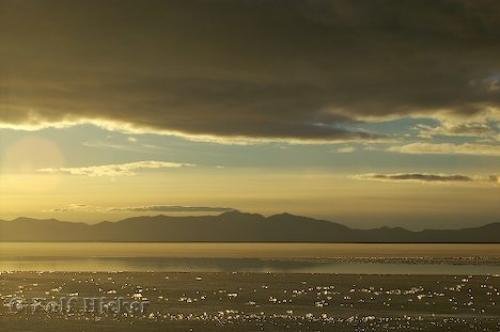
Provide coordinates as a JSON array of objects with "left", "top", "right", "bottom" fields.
[{"left": 1, "top": 272, "right": 499, "bottom": 331}]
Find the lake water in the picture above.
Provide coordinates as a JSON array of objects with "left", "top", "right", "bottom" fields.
[{"left": 1, "top": 242, "right": 499, "bottom": 275}]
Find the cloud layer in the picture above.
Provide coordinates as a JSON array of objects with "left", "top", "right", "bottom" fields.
[
  {"left": 358, "top": 173, "right": 473, "bottom": 183},
  {"left": 1, "top": 1, "right": 500, "bottom": 142},
  {"left": 356, "top": 173, "right": 498, "bottom": 184},
  {"left": 38, "top": 161, "right": 193, "bottom": 177},
  {"left": 388, "top": 143, "right": 500, "bottom": 156},
  {"left": 109, "top": 205, "right": 235, "bottom": 213},
  {"left": 49, "top": 204, "right": 234, "bottom": 213}
]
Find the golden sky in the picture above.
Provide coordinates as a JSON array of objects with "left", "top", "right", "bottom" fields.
[{"left": 0, "top": 1, "right": 499, "bottom": 230}]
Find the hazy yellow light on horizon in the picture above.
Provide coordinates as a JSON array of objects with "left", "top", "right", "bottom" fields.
[{"left": 1, "top": 136, "right": 66, "bottom": 173}]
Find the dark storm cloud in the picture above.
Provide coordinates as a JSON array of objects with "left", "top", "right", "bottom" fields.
[{"left": 1, "top": 0, "right": 500, "bottom": 141}]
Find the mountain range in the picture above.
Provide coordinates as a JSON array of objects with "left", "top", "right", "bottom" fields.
[{"left": 0, "top": 211, "right": 498, "bottom": 242}]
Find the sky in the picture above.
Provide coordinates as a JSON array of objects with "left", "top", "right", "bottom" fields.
[{"left": 0, "top": 0, "right": 499, "bottom": 230}]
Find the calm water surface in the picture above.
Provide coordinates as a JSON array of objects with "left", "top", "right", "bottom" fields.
[{"left": 1, "top": 242, "right": 499, "bottom": 275}]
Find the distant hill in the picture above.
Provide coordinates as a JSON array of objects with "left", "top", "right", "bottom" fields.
[{"left": 0, "top": 211, "right": 498, "bottom": 242}]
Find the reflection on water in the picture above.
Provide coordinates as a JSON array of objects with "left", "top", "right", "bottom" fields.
[
  {"left": 1, "top": 242, "right": 500, "bottom": 274},
  {"left": 2, "top": 242, "right": 500, "bottom": 258},
  {"left": 1, "top": 256, "right": 500, "bottom": 274}
]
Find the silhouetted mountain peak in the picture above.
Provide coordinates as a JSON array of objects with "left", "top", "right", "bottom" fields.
[
  {"left": 0, "top": 212, "right": 497, "bottom": 242},
  {"left": 218, "top": 210, "right": 265, "bottom": 222},
  {"left": 117, "top": 215, "right": 170, "bottom": 224},
  {"left": 268, "top": 212, "right": 304, "bottom": 221}
]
